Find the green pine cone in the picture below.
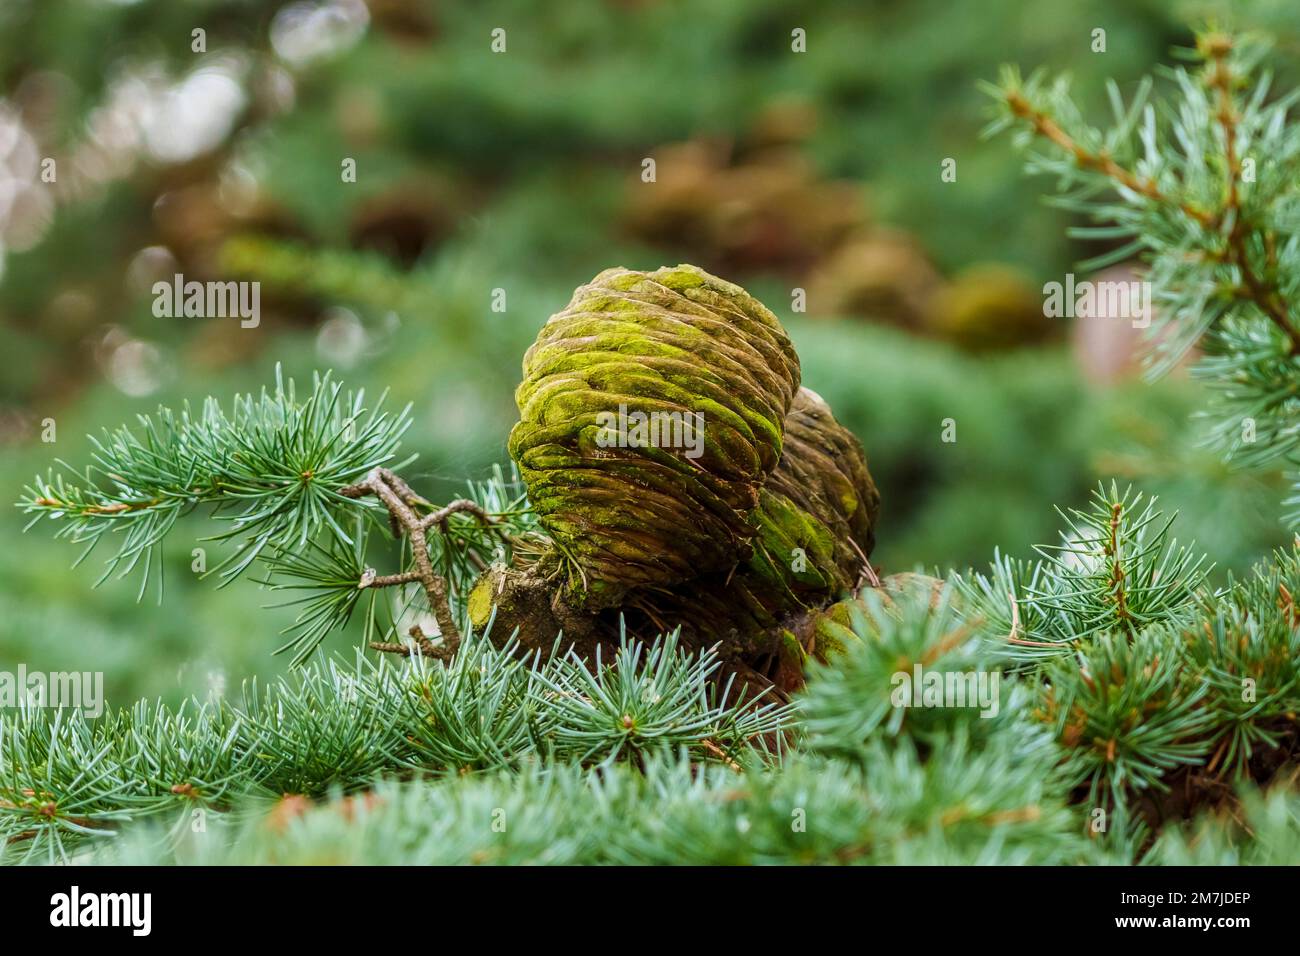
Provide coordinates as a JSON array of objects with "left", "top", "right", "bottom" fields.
[{"left": 508, "top": 264, "right": 801, "bottom": 603}]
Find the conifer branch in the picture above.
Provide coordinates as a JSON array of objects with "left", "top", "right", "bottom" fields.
[
  {"left": 18, "top": 370, "right": 541, "bottom": 663},
  {"left": 1202, "top": 32, "right": 1300, "bottom": 354},
  {"left": 338, "top": 466, "right": 463, "bottom": 658},
  {"left": 990, "top": 30, "right": 1300, "bottom": 523}
]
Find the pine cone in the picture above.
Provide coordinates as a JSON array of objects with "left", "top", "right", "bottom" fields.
[
  {"left": 484, "top": 265, "right": 881, "bottom": 690},
  {"left": 627, "top": 386, "right": 879, "bottom": 656},
  {"left": 509, "top": 264, "right": 800, "bottom": 605}
]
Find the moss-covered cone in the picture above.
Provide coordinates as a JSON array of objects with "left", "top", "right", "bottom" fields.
[
  {"left": 509, "top": 264, "right": 800, "bottom": 604},
  {"left": 762, "top": 386, "right": 878, "bottom": 572},
  {"left": 623, "top": 387, "right": 879, "bottom": 656}
]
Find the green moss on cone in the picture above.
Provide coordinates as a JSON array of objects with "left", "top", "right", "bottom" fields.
[
  {"left": 627, "top": 387, "right": 879, "bottom": 656},
  {"left": 760, "top": 386, "right": 878, "bottom": 575},
  {"left": 509, "top": 265, "right": 800, "bottom": 604}
]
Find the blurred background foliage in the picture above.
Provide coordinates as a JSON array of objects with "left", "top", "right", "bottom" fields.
[{"left": 1, "top": 0, "right": 1297, "bottom": 703}]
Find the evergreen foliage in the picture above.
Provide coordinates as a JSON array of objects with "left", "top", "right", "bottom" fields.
[
  {"left": 21, "top": 368, "right": 413, "bottom": 601},
  {"left": 7, "top": 468, "right": 1300, "bottom": 864},
  {"left": 18, "top": 368, "right": 549, "bottom": 665},
  {"left": 1, "top": 633, "right": 789, "bottom": 864},
  {"left": 989, "top": 29, "right": 1300, "bottom": 526}
]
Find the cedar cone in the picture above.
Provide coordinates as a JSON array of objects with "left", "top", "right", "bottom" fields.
[{"left": 475, "top": 267, "right": 880, "bottom": 686}]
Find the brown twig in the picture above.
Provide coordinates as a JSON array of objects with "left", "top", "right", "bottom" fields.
[
  {"left": 1105, "top": 501, "right": 1132, "bottom": 632},
  {"left": 357, "top": 568, "right": 423, "bottom": 590},
  {"left": 1005, "top": 589, "right": 1062, "bottom": 649},
  {"left": 418, "top": 498, "right": 497, "bottom": 531},
  {"left": 368, "top": 625, "right": 443, "bottom": 659},
  {"left": 1204, "top": 35, "right": 1300, "bottom": 355},
  {"left": 1003, "top": 90, "right": 1214, "bottom": 226},
  {"left": 340, "top": 467, "right": 463, "bottom": 657},
  {"left": 699, "top": 738, "right": 743, "bottom": 773}
]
